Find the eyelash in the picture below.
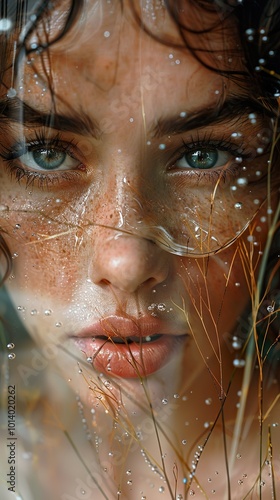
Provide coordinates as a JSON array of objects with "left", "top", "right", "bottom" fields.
[
  {"left": 1, "top": 130, "right": 254, "bottom": 189},
  {"left": 171, "top": 134, "right": 252, "bottom": 182},
  {"left": 1, "top": 132, "right": 84, "bottom": 189}
]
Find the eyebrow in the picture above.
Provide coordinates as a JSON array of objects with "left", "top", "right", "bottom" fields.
[
  {"left": 0, "top": 97, "right": 101, "bottom": 138},
  {"left": 0, "top": 94, "right": 275, "bottom": 139},
  {"left": 152, "top": 96, "right": 276, "bottom": 138}
]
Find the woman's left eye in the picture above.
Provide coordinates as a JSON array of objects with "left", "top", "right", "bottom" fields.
[
  {"left": 175, "top": 148, "right": 232, "bottom": 170},
  {"left": 19, "top": 147, "right": 80, "bottom": 171}
]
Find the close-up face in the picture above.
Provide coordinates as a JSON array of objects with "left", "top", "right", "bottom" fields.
[
  {"left": 0, "top": 1, "right": 280, "bottom": 499},
  {"left": 0, "top": 0, "right": 278, "bottom": 402}
]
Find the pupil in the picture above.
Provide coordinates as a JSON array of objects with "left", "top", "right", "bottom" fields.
[
  {"left": 33, "top": 148, "right": 66, "bottom": 170},
  {"left": 187, "top": 149, "right": 218, "bottom": 169}
]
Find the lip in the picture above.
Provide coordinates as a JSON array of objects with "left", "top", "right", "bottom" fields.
[{"left": 71, "top": 316, "right": 188, "bottom": 378}]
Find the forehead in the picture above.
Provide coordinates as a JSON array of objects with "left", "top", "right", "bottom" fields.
[{"left": 14, "top": 0, "right": 244, "bottom": 122}]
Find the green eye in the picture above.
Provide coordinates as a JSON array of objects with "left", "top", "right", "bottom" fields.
[
  {"left": 176, "top": 148, "right": 231, "bottom": 170},
  {"left": 33, "top": 149, "right": 67, "bottom": 170},
  {"left": 19, "top": 147, "right": 79, "bottom": 171}
]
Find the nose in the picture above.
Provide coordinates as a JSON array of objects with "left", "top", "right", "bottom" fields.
[{"left": 89, "top": 230, "right": 170, "bottom": 293}]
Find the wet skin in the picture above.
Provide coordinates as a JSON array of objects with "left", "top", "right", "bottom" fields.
[
  {"left": 0, "top": 1, "right": 276, "bottom": 391},
  {"left": 1, "top": 2, "right": 280, "bottom": 498}
]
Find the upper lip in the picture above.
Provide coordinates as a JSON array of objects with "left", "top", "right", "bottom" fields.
[{"left": 71, "top": 315, "right": 188, "bottom": 340}]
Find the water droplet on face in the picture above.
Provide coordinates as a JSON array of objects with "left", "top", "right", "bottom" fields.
[
  {"left": 157, "top": 303, "right": 166, "bottom": 311},
  {"left": 180, "top": 111, "right": 187, "bottom": 118},
  {"left": 17, "top": 306, "right": 25, "bottom": 312},
  {"left": 173, "top": 393, "right": 180, "bottom": 399},
  {"left": 182, "top": 439, "right": 187, "bottom": 445},
  {"left": 161, "top": 398, "right": 168, "bottom": 404},
  {"left": 7, "top": 343, "right": 15, "bottom": 349},
  {"left": 86, "top": 357, "right": 93, "bottom": 363},
  {"left": 55, "top": 322, "right": 62, "bottom": 327},
  {"left": 127, "top": 480, "right": 132, "bottom": 485},
  {"left": 233, "top": 359, "right": 246, "bottom": 367},
  {"left": 247, "top": 235, "right": 255, "bottom": 242},
  {"left": 44, "top": 309, "right": 52, "bottom": 316},
  {"left": 235, "top": 282, "right": 240, "bottom": 287},
  {"left": 104, "top": 31, "right": 110, "bottom": 37},
  {"left": 126, "top": 469, "right": 132, "bottom": 475},
  {"left": 234, "top": 202, "right": 242, "bottom": 209},
  {"left": 205, "top": 398, "right": 212, "bottom": 405},
  {"left": 236, "top": 177, "right": 248, "bottom": 186},
  {"left": 30, "top": 309, "right": 38, "bottom": 316},
  {"left": 159, "top": 486, "right": 165, "bottom": 493},
  {"left": 232, "top": 338, "right": 242, "bottom": 349},
  {"left": 7, "top": 88, "right": 17, "bottom": 98},
  {"left": 15, "top": 224, "right": 21, "bottom": 229},
  {"left": 8, "top": 353, "right": 16, "bottom": 360},
  {"left": 159, "top": 143, "right": 166, "bottom": 150}
]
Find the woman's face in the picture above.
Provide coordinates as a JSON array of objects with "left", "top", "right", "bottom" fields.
[{"left": 0, "top": 1, "right": 275, "bottom": 402}]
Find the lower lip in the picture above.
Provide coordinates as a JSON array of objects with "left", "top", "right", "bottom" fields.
[{"left": 73, "top": 335, "right": 187, "bottom": 378}]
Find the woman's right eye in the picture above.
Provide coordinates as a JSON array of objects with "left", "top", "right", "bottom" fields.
[{"left": 18, "top": 146, "right": 80, "bottom": 171}]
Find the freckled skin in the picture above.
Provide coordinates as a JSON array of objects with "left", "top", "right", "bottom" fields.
[
  {"left": 0, "top": 0, "right": 273, "bottom": 373},
  {"left": 0, "top": 3, "right": 279, "bottom": 497}
]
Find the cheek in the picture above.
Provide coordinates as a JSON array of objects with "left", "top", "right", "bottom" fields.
[{"left": 179, "top": 247, "right": 251, "bottom": 339}]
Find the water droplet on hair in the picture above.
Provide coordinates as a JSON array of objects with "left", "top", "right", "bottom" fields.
[
  {"left": 0, "top": 18, "right": 12, "bottom": 32},
  {"left": 267, "top": 305, "right": 274, "bottom": 313},
  {"left": 7, "top": 343, "right": 15, "bottom": 349},
  {"left": 8, "top": 352, "right": 16, "bottom": 360}
]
